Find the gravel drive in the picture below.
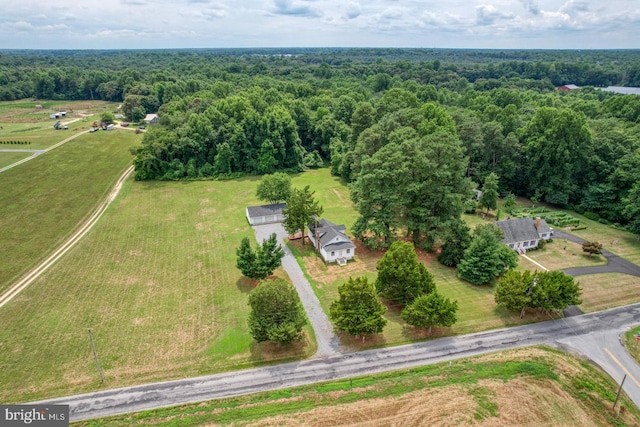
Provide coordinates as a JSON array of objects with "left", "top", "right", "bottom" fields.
[{"left": 252, "top": 223, "right": 342, "bottom": 357}]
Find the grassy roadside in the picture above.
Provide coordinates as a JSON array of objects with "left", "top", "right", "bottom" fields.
[{"left": 74, "top": 346, "right": 640, "bottom": 427}]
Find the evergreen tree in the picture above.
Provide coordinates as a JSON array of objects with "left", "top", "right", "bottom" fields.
[
  {"left": 376, "top": 241, "right": 435, "bottom": 305},
  {"left": 235, "top": 233, "right": 284, "bottom": 280},
  {"left": 255, "top": 233, "right": 285, "bottom": 277},
  {"left": 457, "top": 224, "right": 518, "bottom": 285},
  {"left": 236, "top": 237, "right": 257, "bottom": 278},
  {"left": 248, "top": 279, "right": 307, "bottom": 344},
  {"left": 479, "top": 172, "right": 499, "bottom": 213},
  {"left": 330, "top": 276, "right": 387, "bottom": 338}
]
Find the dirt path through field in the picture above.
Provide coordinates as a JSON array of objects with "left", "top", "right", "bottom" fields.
[{"left": 0, "top": 165, "right": 134, "bottom": 309}]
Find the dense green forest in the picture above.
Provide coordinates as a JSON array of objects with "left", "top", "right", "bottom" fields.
[{"left": 3, "top": 48, "right": 640, "bottom": 240}]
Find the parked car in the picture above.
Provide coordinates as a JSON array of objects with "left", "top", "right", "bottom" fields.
[{"left": 120, "top": 122, "right": 129, "bottom": 127}]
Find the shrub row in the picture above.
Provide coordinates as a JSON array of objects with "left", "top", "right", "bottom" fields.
[{"left": 1, "top": 140, "right": 31, "bottom": 145}]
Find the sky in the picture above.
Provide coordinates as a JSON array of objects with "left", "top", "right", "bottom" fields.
[{"left": 0, "top": 0, "right": 638, "bottom": 50}]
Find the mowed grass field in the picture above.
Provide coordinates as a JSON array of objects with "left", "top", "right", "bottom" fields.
[
  {"left": 0, "top": 174, "right": 315, "bottom": 403},
  {"left": 0, "top": 100, "right": 120, "bottom": 149},
  {"left": 0, "top": 129, "right": 141, "bottom": 295},
  {"left": 0, "top": 151, "right": 32, "bottom": 168}
]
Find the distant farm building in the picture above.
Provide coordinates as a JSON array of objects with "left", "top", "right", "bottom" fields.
[
  {"left": 557, "top": 84, "right": 580, "bottom": 92},
  {"left": 599, "top": 86, "right": 640, "bottom": 95},
  {"left": 144, "top": 114, "right": 159, "bottom": 125},
  {"left": 308, "top": 218, "right": 356, "bottom": 264},
  {"left": 246, "top": 203, "right": 286, "bottom": 225},
  {"left": 495, "top": 217, "right": 552, "bottom": 255}
]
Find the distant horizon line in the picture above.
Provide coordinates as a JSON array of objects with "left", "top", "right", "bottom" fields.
[{"left": 1, "top": 47, "right": 639, "bottom": 52}]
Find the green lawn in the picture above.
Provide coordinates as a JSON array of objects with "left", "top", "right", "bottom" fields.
[
  {"left": 524, "top": 240, "right": 607, "bottom": 270},
  {"left": 287, "top": 171, "right": 551, "bottom": 350},
  {"left": 0, "top": 129, "right": 142, "bottom": 295},
  {"left": 576, "top": 273, "right": 640, "bottom": 313},
  {"left": 0, "top": 151, "right": 33, "bottom": 169},
  {"left": 0, "top": 174, "right": 315, "bottom": 403}
]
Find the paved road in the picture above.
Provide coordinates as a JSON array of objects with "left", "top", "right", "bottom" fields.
[
  {"left": 252, "top": 223, "right": 342, "bottom": 357},
  {"left": 31, "top": 302, "right": 640, "bottom": 421},
  {"left": 553, "top": 230, "right": 640, "bottom": 277}
]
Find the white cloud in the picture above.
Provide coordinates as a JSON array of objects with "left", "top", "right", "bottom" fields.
[{"left": 0, "top": 0, "right": 637, "bottom": 48}]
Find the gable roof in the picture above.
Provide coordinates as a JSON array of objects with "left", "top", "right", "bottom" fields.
[
  {"left": 495, "top": 217, "right": 550, "bottom": 244},
  {"left": 246, "top": 203, "right": 286, "bottom": 218},
  {"left": 308, "top": 218, "right": 355, "bottom": 250}
]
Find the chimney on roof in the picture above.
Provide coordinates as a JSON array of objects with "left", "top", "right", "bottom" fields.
[{"left": 534, "top": 217, "right": 541, "bottom": 230}]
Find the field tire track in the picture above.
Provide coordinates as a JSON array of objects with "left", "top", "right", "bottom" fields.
[{"left": 0, "top": 165, "right": 134, "bottom": 309}]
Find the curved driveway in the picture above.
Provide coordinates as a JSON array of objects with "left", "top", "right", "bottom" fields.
[{"left": 553, "top": 230, "right": 640, "bottom": 277}]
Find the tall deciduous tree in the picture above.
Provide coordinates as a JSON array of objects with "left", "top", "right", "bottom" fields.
[
  {"left": 623, "top": 182, "right": 640, "bottom": 236},
  {"left": 401, "top": 292, "right": 458, "bottom": 333},
  {"left": 330, "top": 276, "right": 387, "bottom": 338},
  {"left": 248, "top": 279, "right": 307, "bottom": 344},
  {"left": 495, "top": 270, "right": 582, "bottom": 314},
  {"left": 479, "top": 172, "right": 499, "bottom": 213},
  {"left": 282, "top": 186, "right": 323, "bottom": 245},
  {"left": 376, "top": 241, "right": 435, "bottom": 305},
  {"left": 351, "top": 143, "right": 407, "bottom": 249},
  {"left": 256, "top": 172, "right": 292, "bottom": 204},
  {"left": 457, "top": 224, "right": 518, "bottom": 285},
  {"left": 438, "top": 220, "right": 472, "bottom": 267},
  {"left": 522, "top": 107, "right": 593, "bottom": 206},
  {"left": 503, "top": 193, "right": 517, "bottom": 212}
]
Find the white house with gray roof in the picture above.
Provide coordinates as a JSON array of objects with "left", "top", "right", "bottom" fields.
[
  {"left": 246, "top": 203, "right": 286, "bottom": 225},
  {"left": 308, "top": 218, "right": 356, "bottom": 264},
  {"left": 495, "top": 217, "right": 552, "bottom": 254}
]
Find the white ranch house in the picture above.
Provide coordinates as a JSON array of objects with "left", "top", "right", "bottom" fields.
[
  {"left": 245, "top": 203, "right": 286, "bottom": 225},
  {"left": 495, "top": 217, "right": 552, "bottom": 254},
  {"left": 308, "top": 218, "right": 356, "bottom": 264}
]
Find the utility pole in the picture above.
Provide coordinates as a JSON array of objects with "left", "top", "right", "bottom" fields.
[
  {"left": 88, "top": 328, "right": 105, "bottom": 383},
  {"left": 613, "top": 374, "right": 626, "bottom": 412}
]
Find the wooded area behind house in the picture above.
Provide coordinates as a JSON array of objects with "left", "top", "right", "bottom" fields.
[{"left": 3, "top": 48, "right": 640, "bottom": 237}]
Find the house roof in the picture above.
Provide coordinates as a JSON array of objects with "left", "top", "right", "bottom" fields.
[
  {"left": 308, "top": 218, "right": 355, "bottom": 250},
  {"left": 246, "top": 203, "right": 286, "bottom": 218},
  {"left": 558, "top": 84, "right": 580, "bottom": 90},
  {"left": 144, "top": 113, "right": 158, "bottom": 121},
  {"left": 495, "top": 217, "right": 550, "bottom": 244}
]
